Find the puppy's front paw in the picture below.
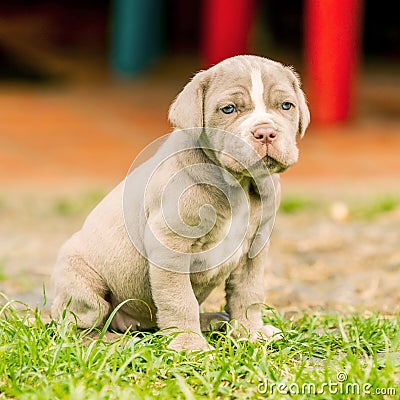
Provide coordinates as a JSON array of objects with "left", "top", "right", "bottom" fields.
[
  {"left": 249, "top": 324, "right": 283, "bottom": 343},
  {"left": 229, "top": 320, "right": 283, "bottom": 343},
  {"left": 167, "top": 332, "right": 214, "bottom": 352}
]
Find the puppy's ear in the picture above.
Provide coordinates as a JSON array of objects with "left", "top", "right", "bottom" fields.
[
  {"left": 286, "top": 68, "right": 310, "bottom": 138},
  {"left": 168, "top": 70, "right": 210, "bottom": 129},
  {"left": 296, "top": 86, "right": 310, "bottom": 138}
]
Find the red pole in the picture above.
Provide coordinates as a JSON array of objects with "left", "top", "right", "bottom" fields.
[
  {"left": 304, "top": 0, "right": 363, "bottom": 124},
  {"left": 202, "top": 0, "right": 257, "bottom": 67}
]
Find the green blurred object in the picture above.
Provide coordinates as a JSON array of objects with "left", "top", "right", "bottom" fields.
[
  {"left": 280, "top": 194, "right": 313, "bottom": 214},
  {"left": 110, "top": 0, "right": 162, "bottom": 77},
  {"left": 53, "top": 190, "right": 107, "bottom": 216},
  {"left": 352, "top": 195, "right": 400, "bottom": 219}
]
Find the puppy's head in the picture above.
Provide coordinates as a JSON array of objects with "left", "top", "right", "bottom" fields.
[{"left": 169, "top": 55, "right": 310, "bottom": 174}]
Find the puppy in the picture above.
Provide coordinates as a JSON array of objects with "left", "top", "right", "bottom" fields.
[{"left": 51, "top": 55, "right": 310, "bottom": 351}]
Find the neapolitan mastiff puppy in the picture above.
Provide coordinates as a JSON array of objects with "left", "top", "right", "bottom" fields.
[{"left": 51, "top": 55, "right": 310, "bottom": 351}]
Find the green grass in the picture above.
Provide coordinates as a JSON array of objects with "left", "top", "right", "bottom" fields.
[{"left": 0, "top": 300, "right": 398, "bottom": 399}]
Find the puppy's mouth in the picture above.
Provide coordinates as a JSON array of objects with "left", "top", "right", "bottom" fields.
[
  {"left": 263, "top": 154, "right": 288, "bottom": 173},
  {"left": 251, "top": 140, "right": 290, "bottom": 172}
]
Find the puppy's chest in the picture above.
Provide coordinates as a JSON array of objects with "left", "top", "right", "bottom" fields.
[
  {"left": 188, "top": 188, "right": 265, "bottom": 301},
  {"left": 191, "top": 192, "right": 261, "bottom": 268}
]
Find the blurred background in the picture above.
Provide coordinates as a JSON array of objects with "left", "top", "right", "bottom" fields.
[{"left": 0, "top": 0, "right": 399, "bottom": 314}]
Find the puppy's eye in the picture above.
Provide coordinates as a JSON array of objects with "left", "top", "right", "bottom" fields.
[
  {"left": 221, "top": 104, "right": 236, "bottom": 114},
  {"left": 281, "top": 102, "right": 294, "bottom": 111}
]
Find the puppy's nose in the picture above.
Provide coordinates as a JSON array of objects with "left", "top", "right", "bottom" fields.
[{"left": 252, "top": 126, "right": 277, "bottom": 144}]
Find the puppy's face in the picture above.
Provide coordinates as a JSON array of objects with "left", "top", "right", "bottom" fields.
[{"left": 169, "top": 55, "right": 310, "bottom": 174}]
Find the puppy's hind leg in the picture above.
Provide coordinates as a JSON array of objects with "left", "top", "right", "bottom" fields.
[
  {"left": 200, "top": 311, "right": 230, "bottom": 332},
  {"left": 51, "top": 254, "right": 111, "bottom": 330}
]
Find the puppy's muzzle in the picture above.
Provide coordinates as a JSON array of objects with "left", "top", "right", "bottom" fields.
[{"left": 251, "top": 125, "right": 277, "bottom": 145}]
